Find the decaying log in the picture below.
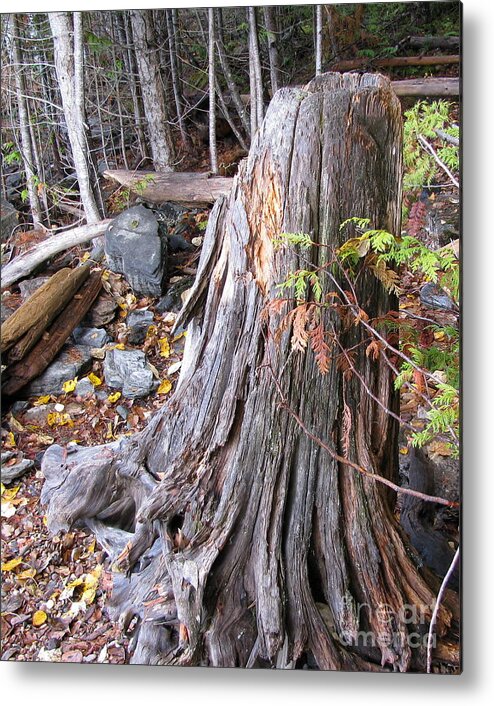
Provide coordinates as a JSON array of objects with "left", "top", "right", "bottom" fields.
[
  {"left": 391, "top": 78, "right": 459, "bottom": 97},
  {"left": 1, "top": 219, "right": 110, "bottom": 289},
  {"left": 330, "top": 55, "right": 459, "bottom": 71},
  {"left": 406, "top": 36, "right": 459, "bottom": 50},
  {"left": 102, "top": 170, "right": 233, "bottom": 205},
  {"left": 1, "top": 264, "right": 90, "bottom": 353},
  {"left": 5, "top": 264, "right": 91, "bottom": 363},
  {"left": 2, "top": 270, "right": 102, "bottom": 397},
  {"left": 41, "top": 73, "right": 459, "bottom": 672}
]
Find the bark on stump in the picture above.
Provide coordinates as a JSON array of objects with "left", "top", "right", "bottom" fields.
[{"left": 41, "top": 73, "right": 458, "bottom": 672}]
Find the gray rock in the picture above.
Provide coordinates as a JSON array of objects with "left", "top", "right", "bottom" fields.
[
  {"left": 24, "top": 345, "right": 93, "bottom": 397},
  {"left": 23, "top": 404, "right": 56, "bottom": 425},
  {"left": 126, "top": 309, "right": 154, "bottom": 344},
  {"left": 18, "top": 276, "right": 50, "bottom": 301},
  {"left": 105, "top": 205, "right": 168, "bottom": 296},
  {"left": 420, "top": 282, "right": 457, "bottom": 311},
  {"left": 1, "top": 304, "right": 14, "bottom": 323},
  {"left": 72, "top": 326, "right": 111, "bottom": 348},
  {"left": 84, "top": 293, "right": 118, "bottom": 327},
  {"left": 103, "top": 349, "right": 155, "bottom": 398},
  {"left": 167, "top": 233, "right": 194, "bottom": 253},
  {"left": 75, "top": 377, "right": 95, "bottom": 397},
  {"left": 2, "top": 457, "right": 34, "bottom": 484},
  {"left": 1, "top": 198, "right": 19, "bottom": 242}
]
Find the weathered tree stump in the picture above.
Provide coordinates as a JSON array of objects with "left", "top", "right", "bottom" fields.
[{"left": 41, "top": 73, "right": 458, "bottom": 671}]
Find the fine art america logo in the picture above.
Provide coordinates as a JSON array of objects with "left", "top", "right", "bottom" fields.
[{"left": 331, "top": 599, "right": 437, "bottom": 649}]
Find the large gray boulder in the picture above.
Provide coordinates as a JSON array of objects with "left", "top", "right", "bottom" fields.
[
  {"left": 105, "top": 205, "right": 168, "bottom": 296},
  {"left": 103, "top": 348, "right": 155, "bottom": 398}
]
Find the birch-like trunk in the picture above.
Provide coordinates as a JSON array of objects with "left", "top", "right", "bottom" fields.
[
  {"left": 208, "top": 8, "right": 218, "bottom": 174},
  {"left": 215, "top": 9, "right": 250, "bottom": 140},
  {"left": 166, "top": 9, "right": 191, "bottom": 151},
  {"left": 130, "top": 9, "right": 174, "bottom": 172},
  {"left": 49, "top": 12, "right": 101, "bottom": 224},
  {"left": 315, "top": 5, "right": 323, "bottom": 76},
  {"left": 11, "top": 14, "right": 43, "bottom": 227}
]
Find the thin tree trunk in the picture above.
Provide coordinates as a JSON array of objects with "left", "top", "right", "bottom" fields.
[
  {"left": 122, "top": 12, "right": 148, "bottom": 161},
  {"left": 248, "top": 7, "right": 264, "bottom": 133},
  {"left": 315, "top": 5, "right": 323, "bottom": 76},
  {"left": 11, "top": 14, "right": 43, "bottom": 227},
  {"left": 130, "top": 9, "right": 174, "bottom": 172},
  {"left": 49, "top": 12, "right": 101, "bottom": 224},
  {"left": 166, "top": 9, "right": 191, "bottom": 151},
  {"left": 41, "top": 73, "right": 458, "bottom": 672},
  {"left": 208, "top": 8, "right": 218, "bottom": 174},
  {"left": 215, "top": 9, "right": 250, "bottom": 139},
  {"left": 263, "top": 6, "right": 281, "bottom": 94}
]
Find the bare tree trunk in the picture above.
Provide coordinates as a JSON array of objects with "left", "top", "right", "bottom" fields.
[
  {"left": 315, "top": 5, "right": 323, "bottom": 76},
  {"left": 248, "top": 7, "right": 264, "bottom": 137},
  {"left": 122, "top": 12, "right": 148, "bottom": 162},
  {"left": 130, "top": 9, "right": 174, "bottom": 172},
  {"left": 11, "top": 14, "right": 43, "bottom": 227},
  {"left": 49, "top": 12, "right": 101, "bottom": 224},
  {"left": 215, "top": 9, "right": 250, "bottom": 140},
  {"left": 166, "top": 9, "right": 191, "bottom": 151},
  {"left": 208, "top": 8, "right": 218, "bottom": 174},
  {"left": 41, "top": 74, "right": 458, "bottom": 672},
  {"left": 263, "top": 6, "right": 281, "bottom": 94}
]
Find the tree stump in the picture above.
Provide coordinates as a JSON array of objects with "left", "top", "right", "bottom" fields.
[{"left": 41, "top": 73, "right": 458, "bottom": 672}]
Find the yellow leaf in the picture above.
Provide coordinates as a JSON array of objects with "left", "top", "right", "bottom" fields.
[
  {"left": 115, "top": 343, "right": 125, "bottom": 350},
  {"left": 4, "top": 431, "right": 16, "bottom": 448},
  {"left": 32, "top": 610, "right": 47, "bottom": 627},
  {"left": 81, "top": 251, "right": 90, "bottom": 262},
  {"left": 159, "top": 337, "right": 171, "bottom": 358},
  {"left": 37, "top": 433, "right": 55, "bottom": 445},
  {"left": 17, "top": 568, "right": 37, "bottom": 580},
  {"left": 2, "top": 557, "right": 23, "bottom": 572},
  {"left": 101, "top": 270, "right": 110, "bottom": 281},
  {"left": 157, "top": 379, "right": 172, "bottom": 395},
  {"left": 172, "top": 331, "right": 186, "bottom": 343},
  {"left": 47, "top": 412, "right": 73, "bottom": 427},
  {"left": 62, "top": 377, "right": 78, "bottom": 394},
  {"left": 34, "top": 395, "right": 51, "bottom": 406},
  {"left": 87, "top": 539, "right": 96, "bottom": 553},
  {"left": 399, "top": 447, "right": 409, "bottom": 455},
  {"left": 88, "top": 373, "right": 102, "bottom": 386},
  {"left": 434, "top": 331, "right": 445, "bottom": 341},
  {"left": 146, "top": 325, "right": 157, "bottom": 337},
  {"left": 2, "top": 486, "right": 20, "bottom": 501},
  {"left": 107, "top": 392, "right": 121, "bottom": 403}
]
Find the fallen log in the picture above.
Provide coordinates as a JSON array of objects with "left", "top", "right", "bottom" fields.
[
  {"left": 102, "top": 170, "right": 233, "bottom": 206},
  {"left": 239, "top": 78, "right": 459, "bottom": 105},
  {"left": 391, "top": 78, "right": 459, "bottom": 97},
  {"left": 406, "top": 36, "right": 459, "bottom": 50},
  {"left": 2, "top": 270, "right": 103, "bottom": 397},
  {"left": 1, "top": 264, "right": 91, "bottom": 353},
  {"left": 330, "top": 55, "right": 459, "bottom": 71},
  {"left": 1, "top": 219, "right": 111, "bottom": 289}
]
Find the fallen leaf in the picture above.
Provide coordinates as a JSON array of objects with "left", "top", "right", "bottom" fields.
[
  {"left": 2, "top": 557, "right": 23, "bottom": 572},
  {"left": 88, "top": 373, "right": 102, "bottom": 387},
  {"left": 107, "top": 392, "right": 121, "bottom": 404},
  {"left": 428, "top": 440, "right": 454, "bottom": 457},
  {"left": 159, "top": 337, "right": 171, "bottom": 358},
  {"left": 157, "top": 379, "right": 172, "bottom": 395},
  {"left": 17, "top": 568, "right": 37, "bottom": 580},
  {"left": 32, "top": 610, "right": 47, "bottom": 627},
  {"left": 4, "top": 431, "right": 16, "bottom": 448},
  {"left": 62, "top": 377, "right": 78, "bottom": 394},
  {"left": 34, "top": 395, "right": 51, "bottom": 406},
  {"left": 47, "top": 412, "right": 74, "bottom": 427}
]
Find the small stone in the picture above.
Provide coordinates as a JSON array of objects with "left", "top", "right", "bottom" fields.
[
  {"left": 191, "top": 236, "right": 203, "bottom": 247},
  {"left": 72, "top": 326, "right": 110, "bottom": 348},
  {"left": 167, "top": 233, "right": 194, "bottom": 253},
  {"left": 103, "top": 349, "right": 155, "bottom": 398},
  {"left": 126, "top": 309, "right": 154, "bottom": 345},
  {"left": 84, "top": 293, "right": 118, "bottom": 327},
  {"left": 54, "top": 403, "right": 65, "bottom": 412},
  {"left": 23, "top": 404, "right": 55, "bottom": 425},
  {"left": 75, "top": 377, "right": 94, "bottom": 398},
  {"left": 2, "top": 457, "right": 34, "bottom": 484},
  {"left": 419, "top": 282, "right": 457, "bottom": 311}
]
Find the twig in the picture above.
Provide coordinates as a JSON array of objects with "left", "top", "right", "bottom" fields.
[
  {"left": 426, "top": 546, "right": 460, "bottom": 673},
  {"left": 418, "top": 134, "right": 459, "bottom": 188}
]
